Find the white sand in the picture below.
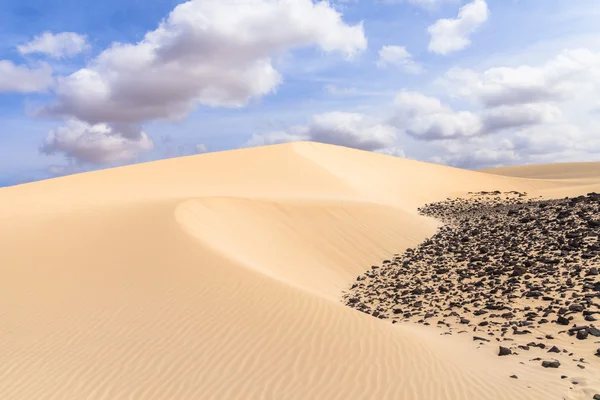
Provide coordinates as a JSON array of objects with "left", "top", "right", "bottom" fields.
[{"left": 0, "top": 142, "right": 599, "bottom": 399}]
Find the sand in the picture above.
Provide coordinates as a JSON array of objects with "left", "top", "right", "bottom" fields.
[{"left": 0, "top": 141, "right": 599, "bottom": 399}]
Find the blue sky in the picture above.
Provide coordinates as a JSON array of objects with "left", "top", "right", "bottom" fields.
[{"left": 1, "top": 0, "right": 600, "bottom": 186}]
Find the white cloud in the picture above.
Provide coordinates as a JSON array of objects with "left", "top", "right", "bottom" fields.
[
  {"left": 0, "top": 60, "right": 53, "bottom": 93},
  {"left": 18, "top": 32, "right": 90, "bottom": 59},
  {"left": 377, "top": 45, "right": 422, "bottom": 74},
  {"left": 417, "top": 47, "right": 600, "bottom": 167},
  {"left": 442, "top": 48, "right": 600, "bottom": 107},
  {"left": 247, "top": 111, "right": 399, "bottom": 152},
  {"left": 40, "top": 120, "right": 154, "bottom": 165},
  {"left": 390, "top": 91, "right": 563, "bottom": 140},
  {"left": 480, "top": 103, "right": 563, "bottom": 132},
  {"left": 42, "top": 0, "right": 365, "bottom": 124},
  {"left": 195, "top": 143, "right": 208, "bottom": 153},
  {"left": 427, "top": 120, "right": 600, "bottom": 169},
  {"left": 428, "top": 0, "right": 488, "bottom": 55},
  {"left": 392, "top": 91, "right": 482, "bottom": 139},
  {"left": 375, "top": 146, "right": 406, "bottom": 158},
  {"left": 38, "top": 0, "right": 365, "bottom": 164},
  {"left": 430, "top": 141, "right": 518, "bottom": 169}
]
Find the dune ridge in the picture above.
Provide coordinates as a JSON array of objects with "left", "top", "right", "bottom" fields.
[{"left": 1, "top": 142, "right": 600, "bottom": 399}]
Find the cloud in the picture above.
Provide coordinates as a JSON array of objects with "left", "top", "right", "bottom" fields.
[
  {"left": 40, "top": 120, "right": 154, "bottom": 164},
  {"left": 392, "top": 91, "right": 482, "bottom": 139},
  {"left": 195, "top": 144, "right": 208, "bottom": 153},
  {"left": 377, "top": 45, "right": 422, "bottom": 73},
  {"left": 247, "top": 111, "right": 399, "bottom": 152},
  {"left": 41, "top": 0, "right": 365, "bottom": 125},
  {"left": 414, "top": 47, "right": 600, "bottom": 167},
  {"left": 375, "top": 146, "right": 406, "bottom": 158},
  {"left": 442, "top": 48, "right": 600, "bottom": 107},
  {"left": 390, "top": 91, "right": 563, "bottom": 140},
  {"left": 0, "top": 60, "right": 53, "bottom": 93},
  {"left": 18, "top": 32, "right": 90, "bottom": 59},
  {"left": 37, "top": 0, "right": 365, "bottom": 165},
  {"left": 427, "top": 120, "right": 600, "bottom": 169},
  {"left": 428, "top": 0, "right": 488, "bottom": 55},
  {"left": 480, "top": 103, "right": 563, "bottom": 133},
  {"left": 430, "top": 142, "right": 518, "bottom": 169}
]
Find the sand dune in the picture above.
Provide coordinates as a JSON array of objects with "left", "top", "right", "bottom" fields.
[{"left": 1, "top": 142, "right": 599, "bottom": 399}]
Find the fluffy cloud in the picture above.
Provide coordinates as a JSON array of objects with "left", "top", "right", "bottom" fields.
[
  {"left": 195, "top": 144, "right": 208, "bottom": 153},
  {"left": 442, "top": 49, "right": 600, "bottom": 107},
  {"left": 42, "top": 0, "right": 365, "bottom": 124},
  {"left": 18, "top": 32, "right": 89, "bottom": 59},
  {"left": 377, "top": 45, "right": 422, "bottom": 74},
  {"left": 430, "top": 140, "right": 518, "bottom": 169},
  {"left": 428, "top": 0, "right": 488, "bottom": 55},
  {"left": 0, "top": 60, "right": 53, "bottom": 93},
  {"left": 392, "top": 91, "right": 482, "bottom": 139},
  {"left": 417, "top": 47, "right": 600, "bottom": 168},
  {"left": 391, "top": 91, "right": 563, "bottom": 140},
  {"left": 247, "top": 111, "right": 399, "bottom": 152},
  {"left": 40, "top": 120, "right": 154, "bottom": 165},
  {"left": 480, "top": 103, "right": 563, "bottom": 133},
  {"left": 428, "top": 120, "right": 600, "bottom": 169},
  {"left": 39, "top": 0, "right": 365, "bottom": 164}
]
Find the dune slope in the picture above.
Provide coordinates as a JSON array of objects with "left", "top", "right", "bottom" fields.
[{"left": 1, "top": 142, "right": 599, "bottom": 399}]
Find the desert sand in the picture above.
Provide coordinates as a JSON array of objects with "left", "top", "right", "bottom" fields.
[{"left": 1, "top": 141, "right": 599, "bottom": 399}]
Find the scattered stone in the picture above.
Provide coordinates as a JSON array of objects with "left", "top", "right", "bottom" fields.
[
  {"left": 542, "top": 360, "right": 560, "bottom": 368},
  {"left": 499, "top": 346, "right": 512, "bottom": 356},
  {"left": 548, "top": 346, "right": 560, "bottom": 353},
  {"left": 344, "top": 192, "right": 600, "bottom": 380}
]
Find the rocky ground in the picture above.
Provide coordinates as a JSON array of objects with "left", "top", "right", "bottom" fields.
[{"left": 343, "top": 191, "right": 600, "bottom": 382}]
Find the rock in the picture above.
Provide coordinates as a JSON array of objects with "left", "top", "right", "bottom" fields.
[
  {"left": 569, "top": 304, "right": 585, "bottom": 312},
  {"left": 589, "top": 327, "right": 600, "bottom": 337},
  {"left": 548, "top": 346, "right": 560, "bottom": 353},
  {"left": 509, "top": 375, "right": 518, "bottom": 379},
  {"left": 577, "top": 329, "right": 589, "bottom": 340},
  {"left": 498, "top": 346, "right": 512, "bottom": 356},
  {"left": 541, "top": 360, "right": 560, "bottom": 368},
  {"left": 556, "top": 316, "right": 570, "bottom": 325}
]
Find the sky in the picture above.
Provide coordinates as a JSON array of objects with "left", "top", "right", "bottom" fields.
[{"left": 1, "top": 0, "right": 600, "bottom": 186}]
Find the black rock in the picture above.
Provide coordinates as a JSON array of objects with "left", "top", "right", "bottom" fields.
[
  {"left": 569, "top": 303, "right": 585, "bottom": 312},
  {"left": 589, "top": 327, "right": 600, "bottom": 337},
  {"left": 498, "top": 346, "right": 512, "bottom": 356},
  {"left": 541, "top": 360, "right": 560, "bottom": 368},
  {"left": 577, "top": 330, "right": 589, "bottom": 340}
]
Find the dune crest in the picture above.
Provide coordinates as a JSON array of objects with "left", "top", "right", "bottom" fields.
[{"left": 1, "top": 142, "right": 599, "bottom": 399}]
